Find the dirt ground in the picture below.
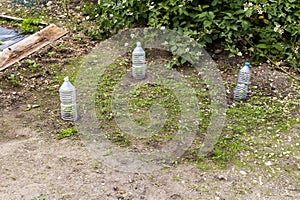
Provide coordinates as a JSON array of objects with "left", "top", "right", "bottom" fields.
[
  {"left": 0, "top": 108, "right": 299, "bottom": 199},
  {"left": 0, "top": 1, "right": 299, "bottom": 200}
]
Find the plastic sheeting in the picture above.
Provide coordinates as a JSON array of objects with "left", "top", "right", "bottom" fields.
[
  {"left": 0, "top": 27, "right": 25, "bottom": 50},
  {"left": 13, "top": 0, "right": 47, "bottom": 7}
]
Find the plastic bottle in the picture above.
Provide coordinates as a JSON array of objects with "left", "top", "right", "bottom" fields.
[
  {"left": 233, "top": 62, "right": 251, "bottom": 101},
  {"left": 132, "top": 42, "right": 146, "bottom": 79},
  {"left": 59, "top": 77, "right": 77, "bottom": 121}
]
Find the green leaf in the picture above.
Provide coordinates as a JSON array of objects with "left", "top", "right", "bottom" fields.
[
  {"left": 256, "top": 44, "right": 268, "bottom": 49},
  {"left": 203, "top": 20, "right": 212, "bottom": 28},
  {"left": 195, "top": 12, "right": 208, "bottom": 19},
  {"left": 203, "top": 35, "right": 212, "bottom": 43}
]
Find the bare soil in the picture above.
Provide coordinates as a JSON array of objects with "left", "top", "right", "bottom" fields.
[{"left": 0, "top": 1, "right": 299, "bottom": 199}]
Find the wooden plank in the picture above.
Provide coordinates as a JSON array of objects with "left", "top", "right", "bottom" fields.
[
  {"left": 0, "top": 24, "right": 68, "bottom": 71},
  {"left": 0, "top": 14, "right": 48, "bottom": 25}
]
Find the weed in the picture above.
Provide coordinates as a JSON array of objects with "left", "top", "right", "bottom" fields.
[
  {"left": 31, "top": 194, "right": 45, "bottom": 200},
  {"left": 57, "top": 127, "right": 78, "bottom": 140},
  {"left": 7, "top": 73, "right": 18, "bottom": 85},
  {"left": 19, "top": 18, "right": 41, "bottom": 34}
]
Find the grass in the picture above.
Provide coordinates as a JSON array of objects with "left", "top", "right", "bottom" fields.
[
  {"left": 93, "top": 53, "right": 300, "bottom": 172},
  {"left": 57, "top": 127, "right": 78, "bottom": 140},
  {"left": 31, "top": 194, "right": 45, "bottom": 200},
  {"left": 1, "top": 0, "right": 298, "bottom": 174}
]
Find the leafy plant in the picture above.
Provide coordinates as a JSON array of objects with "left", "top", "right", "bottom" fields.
[
  {"left": 19, "top": 18, "right": 41, "bottom": 34},
  {"left": 7, "top": 73, "right": 18, "bottom": 85},
  {"left": 83, "top": 0, "right": 300, "bottom": 69},
  {"left": 31, "top": 194, "right": 45, "bottom": 200},
  {"left": 57, "top": 127, "right": 78, "bottom": 140}
]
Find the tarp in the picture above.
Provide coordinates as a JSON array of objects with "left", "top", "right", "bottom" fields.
[
  {"left": 0, "top": 27, "right": 25, "bottom": 50},
  {"left": 0, "top": 24, "right": 68, "bottom": 71},
  {"left": 13, "top": 0, "right": 47, "bottom": 7}
]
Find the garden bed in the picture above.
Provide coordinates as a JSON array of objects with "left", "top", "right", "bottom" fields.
[{"left": 0, "top": 1, "right": 299, "bottom": 199}]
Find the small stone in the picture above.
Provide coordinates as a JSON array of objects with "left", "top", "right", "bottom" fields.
[
  {"left": 214, "top": 49, "right": 223, "bottom": 55},
  {"left": 265, "top": 161, "right": 272, "bottom": 166},
  {"left": 217, "top": 175, "right": 227, "bottom": 180},
  {"left": 239, "top": 170, "right": 247, "bottom": 175},
  {"left": 47, "top": 1, "right": 52, "bottom": 6},
  {"left": 32, "top": 104, "right": 40, "bottom": 108},
  {"left": 119, "top": 190, "right": 126, "bottom": 194}
]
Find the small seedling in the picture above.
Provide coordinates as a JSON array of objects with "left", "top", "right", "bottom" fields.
[
  {"left": 7, "top": 73, "right": 18, "bottom": 84},
  {"left": 19, "top": 18, "right": 41, "bottom": 34},
  {"left": 57, "top": 127, "right": 78, "bottom": 140},
  {"left": 31, "top": 194, "right": 45, "bottom": 200}
]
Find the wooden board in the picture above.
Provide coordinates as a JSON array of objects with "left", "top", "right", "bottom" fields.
[
  {"left": 0, "top": 24, "right": 68, "bottom": 71},
  {"left": 0, "top": 14, "right": 48, "bottom": 25}
]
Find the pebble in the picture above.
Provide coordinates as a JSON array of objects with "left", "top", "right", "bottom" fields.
[
  {"left": 217, "top": 175, "right": 227, "bottom": 180},
  {"left": 214, "top": 49, "right": 223, "bottom": 55},
  {"left": 265, "top": 161, "right": 272, "bottom": 166},
  {"left": 239, "top": 170, "right": 247, "bottom": 175},
  {"left": 46, "top": 1, "right": 52, "bottom": 6}
]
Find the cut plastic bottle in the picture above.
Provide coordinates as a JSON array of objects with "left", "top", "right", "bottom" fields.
[
  {"left": 132, "top": 42, "right": 146, "bottom": 79},
  {"left": 59, "top": 77, "right": 77, "bottom": 121}
]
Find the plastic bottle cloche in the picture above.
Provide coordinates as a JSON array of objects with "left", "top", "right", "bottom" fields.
[
  {"left": 132, "top": 42, "right": 146, "bottom": 79},
  {"left": 59, "top": 76, "right": 77, "bottom": 121},
  {"left": 233, "top": 62, "right": 251, "bottom": 101}
]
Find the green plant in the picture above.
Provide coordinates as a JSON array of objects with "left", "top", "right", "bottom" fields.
[
  {"left": 27, "top": 59, "right": 39, "bottom": 71},
  {"left": 19, "top": 18, "right": 41, "bottom": 34},
  {"left": 31, "top": 194, "right": 45, "bottom": 200},
  {"left": 57, "top": 127, "right": 78, "bottom": 140},
  {"left": 84, "top": 0, "right": 300, "bottom": 69},
  {"left": 7, "top": 73, "right": 18, "bottom": 85}
]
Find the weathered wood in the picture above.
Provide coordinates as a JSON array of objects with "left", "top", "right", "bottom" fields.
[
  {"left": 0, "top": 24, "right": 68, "bottom": 71},
  {"left": 0, "top": 14, "right": 48, "bottom": 25}
]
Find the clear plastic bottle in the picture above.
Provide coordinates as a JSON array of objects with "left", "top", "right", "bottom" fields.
[
  {"left": 237, "top": 62, "right": 251, "bottom": 85},
  {"left": 234, "top": 62, "right": 251, "bottom": 101},
  {"left": 132, "top": 42, "right": 146, "bottom": 79},
  {"left": 234, "top": 83, "right": 248, "bottom": 101},
  {"left": 59, "top": 77, "right": 77, "bottom": 121}
]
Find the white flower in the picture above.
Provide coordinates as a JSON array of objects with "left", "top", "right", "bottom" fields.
[
  {"left": 162, "top": 41, "right": 168, "bottom": 45},
  {"left": 185, "top": 48, "right": 190, "bottom": 52},
  {"left": 160, "top": 26, "right": 165, "bottom": 30},
  {"left": 274, "top": 24, "right": 284, "bottom": 34},
  {"left": 151, "top": 1, "right": 154, "bottom": 5},
  {"left": 243, "top": 2, "right": 253, "bottom": 11},
  {"left": 130, "top": 33, "right": 135, "bottom": 39},
  {"left": 295, "top": 47, "right": 299, "bottom": 54},
  {"left": 237, "top": 52, "right": 243, "bottom": 56},
  {"left": 86, "top": 16, "right": 90, "bottom": 20},
  {"left": 274, "top": 24, "right": 281, "bottom": 32},
  {"left": 196, "top": 52, "right": 203, "bottom": 56},
  {"left": 258, "top": 10, "right": 263, "bottom": 14},
  {"left": 109, "top": 14, "right": 113, "bottom": 18},
  {"left": 179, "top": 5, "right": 183, "bottom": 7},
  {"left": 149, "top": 5, "right": 154, "bottom": 9},
  {"left": 265, "top": 161, "right": 272, "bottom": 166},
  {"left": 124, "top": 43, "right": 129, "bottom": 47},
  {"left": 278, "top": 29, "right": 284, "bottom": 34}
]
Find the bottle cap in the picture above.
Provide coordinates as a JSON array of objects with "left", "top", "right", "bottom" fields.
[
  {"left": 59, "top": 76, "right": 75, "bottom": 92},
  {"left": 64, "top": 76, "right": 69, "bottom": 82},
  {"left": 245, "top": 62, "right": 250, "bottom": 67},
  {"left": 136, "top": 42, "right": 141, "bottom": 47}
]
